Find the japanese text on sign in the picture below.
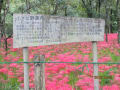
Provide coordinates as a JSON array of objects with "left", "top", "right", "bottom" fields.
[{"left": 13, "top": 14, "right": 105, "bottom": 48}]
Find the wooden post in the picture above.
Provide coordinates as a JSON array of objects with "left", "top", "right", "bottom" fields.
[
  {"left": 24, "top": 1, "right": 30, "bottom": 89},
  {"left": 92, "top": 41, "right": 99, "bottom": 90},
  {"left": 34, "top": 55, "right": 45, "bottom": 90},
  {"left": 23, "top": 47, "right": 29, "bottom": 90}
]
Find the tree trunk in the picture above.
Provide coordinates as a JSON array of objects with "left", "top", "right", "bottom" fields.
[
  {"left": 105, "top": 5, "right": 109, "bottom": 42},
  {"left": 0, "top": 24, "right": 2, "bottom": 47},
  {"left": 0, "top": 0, "right": 3, "bottom": 23},
  {"left": 0, "top": 0, "right": 3, "bottom": 40},
  {"left": 116, "top": 0, "right": 120, "bottom": 43},
  {"left": 118, "top": 18, "right": 120, "bottom": 43},
  {"left": 98, "top": 0, "right": 101, "bottom": 17},
  {"left": 4, "top": 38, "right": 8, "bottom": 52},
  {"left": 110, "top": 9, "right": 113, "bottom": 33},
  {"left": 53, "top": 3, "right": 58, "bottom": 15},
  {"left": 26, "top": 0, "right": 30, "bottom": 13},
  {"left": 116, "top": 0, "right": 120, "bottom": 17},
  {"left": 81, "top": 0, "right": 93, "bottom": 17},
  {"left": 65, "top": 6, "right": 67, "bottom": 16}
]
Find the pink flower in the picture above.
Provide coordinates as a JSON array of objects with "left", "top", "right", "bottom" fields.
[
  {"left": 8, "top": 71, "right": 14, "bottom": 76},
  {"left": 20, "top": 83, "right": 24, "bottom": 88},
  {"left": 29, "top": 83, "right": 34, "bottom": 88},
  {"left": 110, "top": 84, "right": 119, "bottom": 90},
  {"left": 103, "top": 85, "right": 110, "bottom": 90},
  {"left": 18, "top": 77, "right": 24, "bottom": 82},
  {"left": 114, "top": 74, "right": 120, "bottom": 81},
  {"left": 45, "top": 53, "right": 51, "bottom": 58},
  {"left": 9, "top": 63, "right": 18, "bottom": 68},
  {"left": 29, "top": 55, "right": 34, "bottom": 59},
  {"left": 0, "top": 68, "right": 8, "bottom": 74}
]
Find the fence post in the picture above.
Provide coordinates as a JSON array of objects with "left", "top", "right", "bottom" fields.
[
  {"left": 23, "top": 47, "right": 29, "bottom": 90},
  {"left": 92, "top": 41, "right": 99, "bottom": 90},
  {"left": 34, "top": 55, "right": 46, "bottom": 90}
]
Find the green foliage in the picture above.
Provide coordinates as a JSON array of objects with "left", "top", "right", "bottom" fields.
[
  {"left": 110, "top": 53, "right": 120, "bottom": 62},
  {"left": 68, "top": 71, "right": 79, "bottom": 87},
  {"left": 0, "top": 0, "right": 120, "bottom": 37},
  {"left": 118, "top": 49, "right": 120, "bottom": 53},
  {"left": 0, "top": 69, "right": 19, "bottom": 90},
  {"left": 99, "top": 70, "right": 113, "bottom": 86},
  {"left": 0, "top": 73, "right": 8, "bottom": 80},
  {"left": 9, "top": 52, "right": 17, "bottom": 56},
  {"left": 72, "top": 63, "right": 80, "bottom": 66},
  {"left": 0, "top": 79, "right": 19, "bottom": 90},
  {"left": 0, "top": 55, "right": 2, "bottom": 62}
]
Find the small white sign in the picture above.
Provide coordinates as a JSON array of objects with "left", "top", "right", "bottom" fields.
[{"left": 13, "top": 14, "right": 105, "bottom": 48}]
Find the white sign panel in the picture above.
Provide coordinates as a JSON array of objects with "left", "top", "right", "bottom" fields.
[{"left": 13, "top": 14, "right": 105, "bottom": 48}]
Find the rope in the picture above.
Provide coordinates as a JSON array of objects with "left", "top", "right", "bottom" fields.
[{"left": 0, "top": 61, "right": 120, "bottom": 64}]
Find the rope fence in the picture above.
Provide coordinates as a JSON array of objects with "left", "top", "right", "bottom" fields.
[
  {"left": 0, "top": 60, "right": 119, "bottom": 89},
  {"left": 0, "top": 61, "right": 120, "bottom": 64}
]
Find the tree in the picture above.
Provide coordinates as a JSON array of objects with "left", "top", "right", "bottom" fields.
[{"left": 0, "top": 0, "right": 120, "bottom": 49}]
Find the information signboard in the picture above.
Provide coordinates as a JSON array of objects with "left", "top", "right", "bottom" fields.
[{"left": 13, "top": 14, "right": 105, "bottom": 48}]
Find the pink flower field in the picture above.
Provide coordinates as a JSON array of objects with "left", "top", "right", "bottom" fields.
[{"left": 0, "top": 33, "right": 120, "bottom": 90}]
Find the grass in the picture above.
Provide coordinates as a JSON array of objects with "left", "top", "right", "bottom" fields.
[
  {"left": 0, "top": 82, "right": 19, "bottom": 90},
  {"left": 0, "top": 55, "right": 2, "bottom": 62},
  {"left": 68, "top": 70, "right": 81, "bottom": 89},
  {"left": 0, "top": 75, "right": 19, "bottom": 90},
  {"left": 110, "top": 53, "right": 120, "bottom": 62},
  {"left": 99, "top": 69, "right": 113, "bottom": 86},
  {"left": 68, "top": 71, "right": 78, "bottom": 86},
  {"left": 9, "top": 52, "right": 17, "bottom": 56}
]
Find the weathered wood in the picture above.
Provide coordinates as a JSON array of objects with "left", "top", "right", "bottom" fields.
[
  {"left": 23, "top": 47, "right": 29, "bottom": 90},
  {"left": 19, "top": 87, "right": 34, "bottom": 90},
  {"left": 13, "top": 14, "right": 105, "bottom": 48},
  {"left": 34, "top": 55, "right": 45, "bottom": 90},
  {"left": 92, "top": 41, "right": 99, "bottom": 90}
]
